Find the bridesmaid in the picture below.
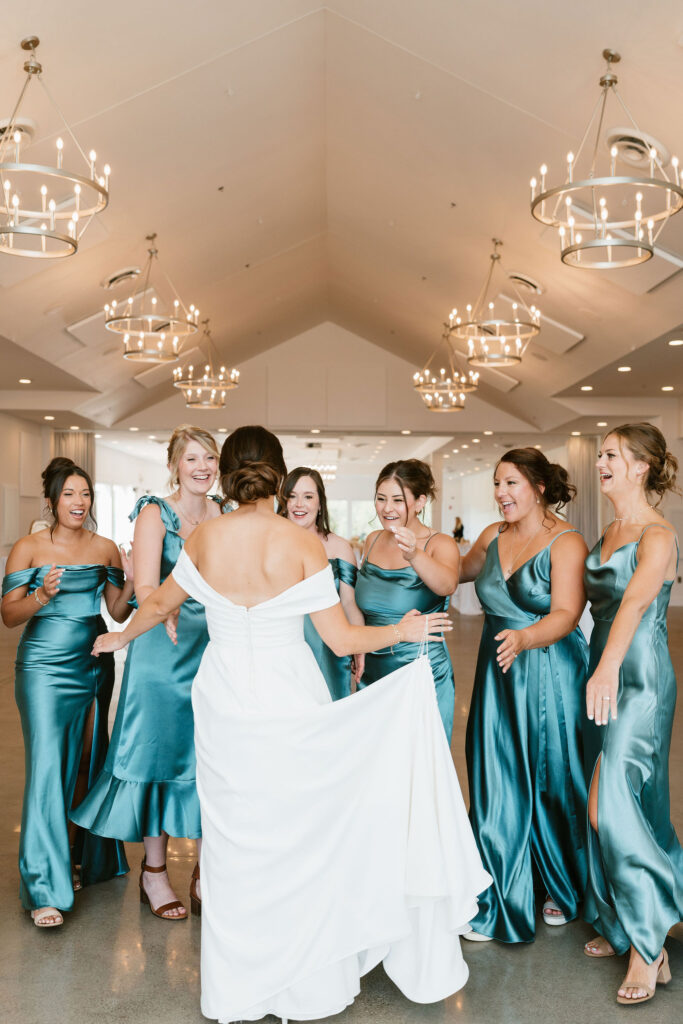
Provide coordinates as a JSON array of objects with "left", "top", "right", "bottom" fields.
[
  {"left": 355, "top": 460, "right": 459, "bottom": 738},
  {"left": 1, "top": 457, "right": 132, "bottom": 927},
  {"left": 280, "top": 467, "right": 364, "bottom": 698},
  {"left": 460, "top": 447, "right": 589, "bottom": 942},
  {"left": 72, "top": 425, "right": 223, "bottom": 920},
  {"left": 582, "top": 423, "right": 681, "bottom": 1005}
]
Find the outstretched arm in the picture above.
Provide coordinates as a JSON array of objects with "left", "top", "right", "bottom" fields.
[{"left": 92, "top": 576, "right": 189, "bottom": 655}]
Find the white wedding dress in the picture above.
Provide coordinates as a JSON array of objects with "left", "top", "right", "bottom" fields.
[{"left": 172, "top": 549, "right": 491, "bottom": 1023}]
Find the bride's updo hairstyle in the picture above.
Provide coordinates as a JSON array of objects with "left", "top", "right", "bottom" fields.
[
  {"left": 375, "top": 460, "right": 437, "bottom": 525},
  {"left": 41, "top": 456, "right": 96, "bottom": 533},
  {"left": 496, "top": 448, "right": 575, "bottom": 519},
  {"left": 219, "top": 425, "right": 287, "bottom": 505},
  {"left": 608, "top": 422, "right": 680, "bottom": 505}
]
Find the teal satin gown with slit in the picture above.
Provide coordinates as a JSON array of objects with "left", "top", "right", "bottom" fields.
[
  {"left": 355, "top": 534, "right": 455, "bottom": 739},
  {"left": 304, "top": 557, "right": 357, "bottom": 700},
  {"left": 583, "top": 525, "right": 683, "bottom": 963},
  {"left": 2, "top": 564, "right": 129, "bottom": 912},
  {"left": 466, "top": 531, "right": 589, "bottom": 941},
  {"left": 72, "top": 495, "right": 223, "bottom": 841}
]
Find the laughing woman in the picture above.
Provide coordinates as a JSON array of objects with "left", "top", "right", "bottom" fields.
[
  {"left": 355, "top": 460, "right": 459, "bottom": 739},
  {"left": 1, "top": 457, "right": 132, "bottom": 927},
  {"left": 281, "top": 467, "right": 364, "bottom": 698},
  {"left": 459, "top": 448, "right": 589, "bottom": 943},
  {"left": 582, "top": 423, "right": 681, "bottom": 1006}
]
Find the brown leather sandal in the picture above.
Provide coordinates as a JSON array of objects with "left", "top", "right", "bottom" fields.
[
  {"left": 190, "top": 862, "right": 201, "bottom": 917},
  {"left": 139, "top": 859, "right": 187, "bottom": 921}
]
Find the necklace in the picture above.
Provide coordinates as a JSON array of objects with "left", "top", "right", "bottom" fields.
[
  {"left": 614, "top": 503, "right": 656, "bottom": 522},
  {"left": 502, "top": 522, "right": 543, "bottom": 579},
  {"left": 175, "top": 496, "right": 208, "bottom": 527}
]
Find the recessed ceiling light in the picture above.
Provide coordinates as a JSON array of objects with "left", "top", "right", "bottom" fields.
[
  {"left": 443, "top": 454, "right": 449, "bottom": 459},
  {"left": 18, "top": 378, "right": 31, "bottom": 384},
  {"left": 94, "top": 434, "right": 102, "bottom": 439},
  {"left": 218, "top": 427, "right": 227, "bottom": 433},
  {"left": 662, "top": 385, "right": 674, "bottom": 391},
  {"left": 580, "top": 385, "right": 593, "bottom": 391},
  {"left": 617, "top": 366, "right": 631, "bottom": 372},
  {"left": 129, "top": 426, "right": 139, "bottom": 432},
  {"left": 452, "top": 448, "right": 459, "bottom": 453},
  {"left": 461, "top": 444, "right": 469, "bottom": 449},
  {"left": 148, "top": 435, "right": 156, "bottom": 440},
  {"left": 311, "top": 428, "right": 321, "bottom": 434},
  {"left": 483, "top": 430, "right": 493, "bottom": 436},
  {"left": 571, "top": 431, "right": 581, "bottom": 436},
  {"left": 534, "top": 444, "right": 542, "bottom": 449},
  {"left": 472, "top": 438, "right": 480, "bottom": 443},
  {"left": 70, "top": 425, "right": 80, "bottom": 431},
  {"left": 400, "top": 429, "right": 411, "bottom": 435},
  {"left": 668, "top": 339, "right": 683, "bottom": 346},
  {"left": 597, "top": 421, "right": 608, "bottom": 427},
  {"left": 475, "top": 467, "right": 480, "bottom": 471},
  {"left": 43, "top": 415, "right": 55, "bottom": 421}
]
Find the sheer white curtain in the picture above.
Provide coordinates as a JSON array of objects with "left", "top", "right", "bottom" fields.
[
  {"left": 52, "top": 431, "right": 95, "bottom": 481},
  {"left": 567, "top": 436, "right": 599, "bottom": 547}
]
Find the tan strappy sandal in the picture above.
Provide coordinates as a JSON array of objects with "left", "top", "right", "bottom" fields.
[
  {"left": 616, "top": 949, "right": 671, "bottom": 1005},
  {"left": 139, "top": 859, "right": 187, "bottom": 921},
  {"left": 584, "top": 935, "right": 616, "bottom": 958},
  {"left": 189, "top": 862, "right": 201, "bottom": 917},
  {"left": 31, "top": 907, "right": 64, "bottom": 928}
]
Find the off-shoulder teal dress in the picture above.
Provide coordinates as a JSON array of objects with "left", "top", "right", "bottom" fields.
[
  {"left": 304, "top": 557, "right": 357, "bottom": 700},
  {"left": 72, "top": 496, "right": 223, "bottom": 841},
  {"left": 355, "top": 533, "right": 455, "bottom": 738},
  {"left": 2, "top": 564, "right": 129, "bottom": 912},
  {"left": 466, "top": 531, "right": 589, "bottom": 942},
  {"left": 583, "top": 524, "right": 683, "bottom": 963}
]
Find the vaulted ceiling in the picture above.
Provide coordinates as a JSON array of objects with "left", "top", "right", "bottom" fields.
[{"left": 1, "top": 1, "right": 682, "bottom": 435}]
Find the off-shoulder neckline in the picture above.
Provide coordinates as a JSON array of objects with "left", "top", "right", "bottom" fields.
[{"left": 177, "top": 549, "right": 332, "bottom": 610}]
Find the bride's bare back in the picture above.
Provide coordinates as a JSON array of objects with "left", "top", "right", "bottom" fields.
[{"left": 186, "top": 500, "right": 327, "bottom": 609}]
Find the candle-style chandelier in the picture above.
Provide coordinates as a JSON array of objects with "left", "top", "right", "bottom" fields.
[
  {"left": 105, "top": 234, "right": 199, "bottom": 362},
  {"left": 413, "top": 328, "right": 476, "bottom": 412},
  {"left": 173, "top": 320, "right": 239, "bottom": 410},
  {"left": 448, "top": 239, "right": 541, "bottom": 367},
  {"left": 530, "top": 49, "right": 683, "bottom": 269},
  {"left": 0, "top": 37, "right": 110, "bottom": 258}
]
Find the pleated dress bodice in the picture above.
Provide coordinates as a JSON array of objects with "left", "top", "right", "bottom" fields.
[
  {"left": 2, "top": 563, "right": 128, "bottom": 911},
  {"left": 304, "top": 556, "right": 357, "bottom": 700},
  {"left": 355, "top": 540, "right": 455, "bottom": 738},
  {"left": 582, "top": 528, "right": 682, "bottom": 962},
  {"left": 466, "top": 532, "right": 589, "bottom": 942}
]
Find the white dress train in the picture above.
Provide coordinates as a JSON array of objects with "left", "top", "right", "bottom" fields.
[{"left": 171, "top": 550, "right": 492, "bottom": 1023}]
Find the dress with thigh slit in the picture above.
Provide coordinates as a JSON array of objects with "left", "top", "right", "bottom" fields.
[
  {"left": 466, "top": 531, "right": 589, "bottom": 941},
  {"left": 583, "top": 525, "right": 683, "bottom": 962},
  {"left": 2, "top": 564, "right": 129, "bottom": 912}
]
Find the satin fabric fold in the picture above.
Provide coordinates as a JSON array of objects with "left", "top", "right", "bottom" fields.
[
  {"left": 355, "top": 559, "right": 455, "bottom": 739},
  {"left": 2, "top": 564, "right": 129, "bottom": 911},
  {"left": 583, "top": 531, "right": 683, "bottom": 963},
  {"left": 466, "top": 534, "right": 589, "bottom": 941},
  {"left": 304, "top": 557, "right": 357, "bottom": 700},
  {"left": 72, "top": 495, "right": 223, "bottom": 841}
]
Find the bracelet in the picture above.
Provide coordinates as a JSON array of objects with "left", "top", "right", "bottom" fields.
[
  {"left": 390, "top": 623, "right": 401, "bottom": 652},
  {"left": 33, "top": 588, "right": 49, "bottom": 607}
]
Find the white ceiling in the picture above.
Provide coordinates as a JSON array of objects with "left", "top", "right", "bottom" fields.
[{"left": 1, "top": 0, "right": 682, "bottom": 442}]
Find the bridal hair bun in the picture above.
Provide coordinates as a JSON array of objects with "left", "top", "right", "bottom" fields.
[
  {"left": 219, "top": 425, "right": 287, "bottom": 505},
  {"left": 609, "top": 422, "right": 681, "bottom": 504},
  {"left": 497, "top": 448, "right": 576, "bottom": 513},
  {"left": 41, "top": 456, "right": 96, "bottom": 528}
]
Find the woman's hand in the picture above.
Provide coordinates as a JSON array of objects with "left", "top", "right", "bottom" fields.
[
  {"left": 495, "top": 628, "right": 529, "bottom": 674},
  {"left": 119, "top": 543, "right": 134, "bottom": 582},
  {"left": 586, "top": 664, "right": 619, "bottom": 725},
  {"left": 390, "top": 526, "right": 418, "bottom": 561},
  {"left": 351, "top": 653, "right": 365, "bottom": 686},
  {"left": 41, "top": 564, "right": 63, "bottom": 600},
  {"left": 92, "top": 632, "right": 127, "bottom": 657},
  {"left": 398, "top": 607, "right": 452, "bottom": 643},
  {"left": 164, "top": 609, "right": 180, "bottom": 645}
]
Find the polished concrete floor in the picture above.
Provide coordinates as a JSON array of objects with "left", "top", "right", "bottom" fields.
[{"left": 0, "top": 611, "right": 681, "bottom": 1024}]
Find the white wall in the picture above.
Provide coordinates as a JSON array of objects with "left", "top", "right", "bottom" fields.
[
  {"left": 0, "top": 412, "right": 52, "bottom": 555},
  {"left": 95, "top": 442, "right": 168, "bottom": 493}
]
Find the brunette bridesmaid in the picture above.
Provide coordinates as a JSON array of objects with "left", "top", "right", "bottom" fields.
[
  {"left": 460, "top": 448, "right": 589, "bottom": 943},
  {"left": 72, "top": 426, "right": 223, "bottom": 920},
  {"left": 1, "top": 457, "right": 132, "bottom": 927},
  {"left": 582, "top": 423, "right": 681, "bottom": 1006}
]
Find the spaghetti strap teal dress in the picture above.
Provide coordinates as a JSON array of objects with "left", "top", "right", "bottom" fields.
[
  {"left": 583, "top": 524, "right": 683, "bottom": 963},
  {"left": 466, "top": 531, "right": 589, "bottom": 942},
  {"left": 2, "top": 564, "right": 129, "bottom": 912},
  {"left": 304, "top": 557, "right": 357, "bottom": 700},
  {"left": 72, "top": 496, "right": 223, "bottom": 841},
  {"left": 355, "top": 533, "right": 455, "bottom": 739}
]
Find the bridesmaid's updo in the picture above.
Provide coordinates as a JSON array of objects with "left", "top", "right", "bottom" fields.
[
  {"left": 375, "top": 460, "right": 436, "bottom": 525},
  {"left": 41, "top": 456, "right": 96, "bottom": 531},
  {"left": 220, "top": 426, "right": 287, "bottom": 505},
  {"left": 496, "top": 448, "right": 575, "bottom": 514},
  {"left": 608, "top": 422, "right": 680, "bottom": 505}
]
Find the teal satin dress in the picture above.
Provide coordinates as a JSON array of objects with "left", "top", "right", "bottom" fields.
[
  {"left": 583, "top": 525, "right": 683, "bottom": 963},
  {"left": 304, "top": 557, "right": 357, "bottom": 700},
  {"left": 2, "top": 564, "right": 129, "bottom": 912},
  {"left": 466, "top": 531, "right": 589, "bottom": 942},
  {"left": 72, "top": 496, "right": 222, "bottom": 841},
  {"left": 355, "top": 535, "right": 455, "bottom": 739}
]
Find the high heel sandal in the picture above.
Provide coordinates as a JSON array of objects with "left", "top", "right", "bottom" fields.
[
  {"left": 190, "top": 862, "right": 201, "bottom": 917},
  {"left": 139, "top": 859, "right": 187, "bottom": 921},
  {"left": 616, "top": 948, "right": 671, "bottom": 1005}
]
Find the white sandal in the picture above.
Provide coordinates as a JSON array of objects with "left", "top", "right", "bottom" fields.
[
  {"left": 542, "top": 896, "right": 567, "bottom": 926},
  {"left": 463, "top": 929, "right": 493, "bottom": 942},
  {"left": 31, "top": 907, "right": 64, "bottom": 928}
]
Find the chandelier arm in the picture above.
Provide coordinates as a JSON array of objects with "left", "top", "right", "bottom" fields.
[
  {"left": 589, "top": 85, "right": 611, "bottom": 179},
  {"left": 548, "top": 90, "right": 606, "bottom": 223},
  {"left": 472, "top": 253, "right": 497, "bottom": 319},
  {"left": 160, "top": 267, "right": 194, "bottom": 317},
  {"left": 137, "top": 249, "right": 155, "bottom": 318},
  {"left": 36, "top": 74, "right": 92, "bottom": 168},
  {"left": 0, "top": 73, "right": 33, "bottom": 162}
]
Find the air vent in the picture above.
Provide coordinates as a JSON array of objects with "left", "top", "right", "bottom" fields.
[
  {"left": 507, "top": 271, "right": 544, "bottom": 295},
  {"left": 305, "top": 442, "right": 323, "bottom": 449},
  {"left": 0, "top": 116, "right": 35, "bottom": 145},
  {"left": 606, "top": 127, "right": 670, "bottom": 169},
  {"left": 100, "top": 266, "right": 141, "bottom": 289}
]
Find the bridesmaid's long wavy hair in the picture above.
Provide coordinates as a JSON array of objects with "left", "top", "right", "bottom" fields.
[
  {"left": 41, "top": 457, "right": 96, "bottom": 534},
  {"left": 219, "top": 426, "right": 287, "bottom": 506},
  {"left": 278, "top": 467, "right": 332, "bottom": 539}
]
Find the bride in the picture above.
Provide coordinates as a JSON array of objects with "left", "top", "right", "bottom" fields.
[{"left": 93, "top": 425, "right": 491, "bottom": 1023}]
